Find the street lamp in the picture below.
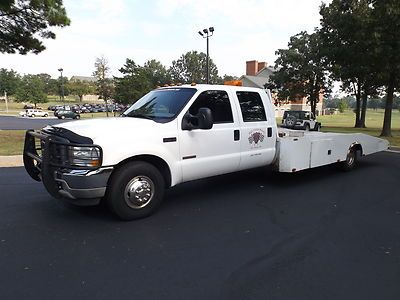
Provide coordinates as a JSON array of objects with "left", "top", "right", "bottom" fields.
[
  {"left": 198, "top": 26, "right": 214, "bottom": 84},
  {"left": 58, "top": 68, "right": 65, "bottom": 109}
]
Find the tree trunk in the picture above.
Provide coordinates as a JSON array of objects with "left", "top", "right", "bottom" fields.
[
  {"left": 360, "top": 92, "right": 368, "bottom": 128},
  {"left": 105, "top": 99, "right": 109, "bottom": 117},
  {"left": 79, "top": 95, "right": 83, "bottom": 102},
  {"left": 380, "top": 73, "right": 395, "bottom": 137},
  {"left": 354, "top": 83, "right": 362, "bottom": 128}
]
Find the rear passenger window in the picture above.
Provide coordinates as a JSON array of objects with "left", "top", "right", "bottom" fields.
[
  {"left": 189, "top": 90, "right": 233, "bottom": 124},
  {"left": 236, "top": 91, "right": 267, "bottom": 122}
]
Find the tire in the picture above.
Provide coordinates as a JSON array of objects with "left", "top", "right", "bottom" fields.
[
  {"left": 285, "top": 116, "right": 297, "bottom": 128},
  {"left": 304, "top": 123, "right": 310, "bottom": 131},
  {"left": 61, "top": 115, "right": 65, "bottom": 119},
  {"left": 44, "top": 114, "right": 48, "bottom": 117},
  {"left": 106, "top": 161, "right": 165, "bottom": 220},
  {"left": 315, "top": 124, "right": 321, "bottom": 131},
  {"left": 75, "top": 115, "right": 80, "bottom": 120},
  {"left": 31, "top": 114, "right": 35, "bottom": 118},
  {"left": 339, "top": 147, "right": 358, "bottom": 171}
]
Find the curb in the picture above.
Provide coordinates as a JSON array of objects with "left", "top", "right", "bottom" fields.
[{"left": 0, "top": 155, "right": 23, "bottom": 167}]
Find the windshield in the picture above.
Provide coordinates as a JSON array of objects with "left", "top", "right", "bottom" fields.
[{"left": 123, "top": 88, "right": 197, "bottom": 122}]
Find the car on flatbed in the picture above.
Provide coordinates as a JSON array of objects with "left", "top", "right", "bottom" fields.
[
  {"left": 23, "top": 84, "right": 389, "bottom": 220},
  {"left": 281, "top": 110, "right": 321, "bottom": 131}
]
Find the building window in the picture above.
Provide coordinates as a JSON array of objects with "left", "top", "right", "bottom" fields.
[{"left": 236, "top": 91, "right": 267, "bottom": 122}]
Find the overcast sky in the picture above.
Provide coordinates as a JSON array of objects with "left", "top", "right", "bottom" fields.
[{"left": 0, "top": 0, "right": 328, "bottom": 79}]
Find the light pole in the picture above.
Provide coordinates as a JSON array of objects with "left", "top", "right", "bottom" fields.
[
  {"left": 198, "top": 27, "right": 214, "bottom": 84},
  {"left": 58, "top": 68, "right": 65, "bottom": 109}
]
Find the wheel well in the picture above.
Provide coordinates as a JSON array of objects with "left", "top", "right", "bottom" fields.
[
  {"left": 351, "top": 143, "right": 363, "bottom": 156},
  {"left": 110, "top": 155, "right": 172, "bottom": 188}
]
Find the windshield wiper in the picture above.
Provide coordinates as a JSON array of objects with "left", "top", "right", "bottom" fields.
[{"left": 126, "top": 113, "right": 155, "bottom": 120}]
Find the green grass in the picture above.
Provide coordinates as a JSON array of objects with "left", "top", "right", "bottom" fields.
[{"left": 0, "top": 130, "right": 25, "bottom": 155}]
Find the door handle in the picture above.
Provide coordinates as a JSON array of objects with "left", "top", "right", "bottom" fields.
[{"left": 234, "top": 130, "right": 240, "bottom": 141}]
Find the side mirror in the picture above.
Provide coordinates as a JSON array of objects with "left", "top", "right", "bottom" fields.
[
  {"left": 197, "top": 107, "right": 213, "bottom": 130},
  {"left": 181, "top": 107, "right": 213, "bottom": 130}
]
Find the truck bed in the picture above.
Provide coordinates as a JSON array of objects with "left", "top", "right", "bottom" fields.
[{"left": 275, "top": 129, "right": 389, "bottom": 172}]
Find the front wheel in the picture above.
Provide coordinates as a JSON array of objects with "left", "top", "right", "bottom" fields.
[
  {"left": 75, "top": 115, "right": 80, "bottom": 120},
  {"left": 60, "top": 115, "right": 65, "bottom": 119},
  {"left": 106, "top": 161, "right": 165, "bottom": 220},
  {"left": 304, "top": 123, "right": 310, "bottom": 131}
]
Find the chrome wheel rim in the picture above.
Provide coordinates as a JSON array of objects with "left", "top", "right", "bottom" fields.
[
  {"left": 124, "top": 176, "right": 154, "bottom": 209},
  {"left": 347, "top": 151, "right": 355, "bottom": 166}
]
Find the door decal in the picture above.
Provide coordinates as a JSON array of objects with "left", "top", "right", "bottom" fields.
[{"left": 248, "top": 129, "right": 265, "bottom": 148}]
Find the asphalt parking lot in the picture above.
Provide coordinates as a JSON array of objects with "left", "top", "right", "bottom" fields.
[
  {"left": 0, "top": 115, "right": 70, "bottom": 130},
  {"left": 0, "top": 152, "right": 399, "bottom": 299}
]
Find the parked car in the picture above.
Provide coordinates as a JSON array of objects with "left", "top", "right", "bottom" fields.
[
  {"left": 281, "top": 110, "right": 321, "bottom": 131},
  {"left": 20, "top": 109, "right": 49, "bottom": 118},
  {"left": 55, "top": 109, "right": 80, "bottom": 120}
]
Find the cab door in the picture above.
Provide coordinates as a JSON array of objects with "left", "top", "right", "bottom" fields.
[
  {"left": 178, "top": 89, "right": 241, "bottom": 182},
  {"left": 234, "top": 90, "right": 277, "bottom": 170}
]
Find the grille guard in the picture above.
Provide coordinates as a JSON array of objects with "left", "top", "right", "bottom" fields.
[{"left": 23, "top": 129, "right": 103, "bottom": 198}]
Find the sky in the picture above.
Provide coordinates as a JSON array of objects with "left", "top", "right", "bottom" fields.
[{"left": 0, "top": 0, "right": 328, "bottom": 79}]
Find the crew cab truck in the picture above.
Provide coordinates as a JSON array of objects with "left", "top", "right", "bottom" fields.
[{"left": 23, "top": 85, "right": 389, "bottom": 220}]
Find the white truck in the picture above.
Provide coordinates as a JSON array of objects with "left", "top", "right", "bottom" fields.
[{"left": 23, "top": 84, "right": 389, "bottom": 220}]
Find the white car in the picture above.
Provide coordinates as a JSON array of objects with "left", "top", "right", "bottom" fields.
[{"left": 20, "top": 109, "right": 49, "bottom": 118}]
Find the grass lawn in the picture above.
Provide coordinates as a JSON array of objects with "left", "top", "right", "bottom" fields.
[
  {"left": 0, "top": 130, "right": 25, "bottom": 156},
  {"left": 317, "top": 109, "right": 400, "bottom": 147}
]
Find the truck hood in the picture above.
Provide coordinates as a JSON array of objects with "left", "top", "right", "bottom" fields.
[{"left": 53, "top": 117, "right": 170, "bottom": 141}]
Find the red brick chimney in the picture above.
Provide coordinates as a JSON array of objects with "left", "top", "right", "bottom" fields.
[
  {"left": 246, "top": 60, "right": 258, "bottom": 76},
  {"left": 246, "top": 60, "right": 267, "bottom": 76},
  {"left": 258, "top": 62, "right": 267, "bottom": 72}
]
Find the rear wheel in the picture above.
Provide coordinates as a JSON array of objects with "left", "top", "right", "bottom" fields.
[
  {"left": 31, "top": 114, "right": 35, "bottom": 118},
  {"left": 75, "top": 115, "right": 80, "bottom": 120},
  {"left": 61, "top": 115, "right": 65, "bottom": 119},
  {"left": 340, "top": 147, "right": 357, "bottom": 171},
  {"left": 106, "top": 161, "right": 165, "bottom": 220}
]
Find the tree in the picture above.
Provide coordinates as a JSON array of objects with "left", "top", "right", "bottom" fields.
[
  {"left": 0, "top": 0, "right": 70, "bottom": 54},
  {"left": 67, "top": 80, "right": 94, "bottom": 101},
  {"left": 67, "top": 80, "right": 95, "bottom": 101},
  {"left": 93, "top": 56, "right": 114, "bottom": 116},
  {"left": 266, "top": 31, "right": 331, "bottom": 116},
  {"left": 114, "top": 59, "right": 151, "bottom": 105},
  {"left": 372, "top": 0, "right": 400, "bottom": 136},
  {"left": 337, "top": 99, "right": 348, "bottom": 113},
  {"left": 0, "top": 68, "right": 20, "bottom": 96},
  {"left": 142, "top": 59, "right": 170, "bottom": 88},
  {"left": 169, "top": 51, "right": 219, "bottom": 84},
  {"left": 15, "top": 75, "right": 47, "bottom": 107},
  {"left": 320, "top": 0, "right": 382, "bottom": 128},
  {"left": 114, "top": 59, "right": 170, "bottom": 105}
]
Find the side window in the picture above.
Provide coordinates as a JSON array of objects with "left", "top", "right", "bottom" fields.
[
  {"left": 236, "top": 91, "right": 267, "bottom": 122},
  {"left": 189, "top": 90, "right": 234, "bottom": 124}
]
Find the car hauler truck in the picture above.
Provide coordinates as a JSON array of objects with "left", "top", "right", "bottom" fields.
[{"left": 23, "top": 85, "right": 389, "bottom": 220}]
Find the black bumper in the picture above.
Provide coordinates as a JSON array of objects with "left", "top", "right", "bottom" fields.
[{"left": 23, "top": 128, "right": 112, "bottom": 206}]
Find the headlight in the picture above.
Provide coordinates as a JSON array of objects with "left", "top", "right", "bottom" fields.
[{"left": 68, "top": 146, "right": 102, "bottom": 167}]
